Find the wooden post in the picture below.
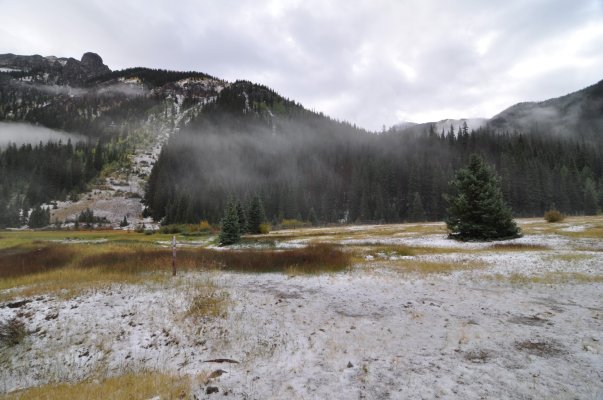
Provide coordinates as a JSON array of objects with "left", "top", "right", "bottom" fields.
[{"left": 172, "top": 235, "right": 177, "bottom": 276}]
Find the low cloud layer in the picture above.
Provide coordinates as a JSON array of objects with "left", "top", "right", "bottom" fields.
[
  {"left": 0, "top": 122, "right": 87, "bottom": 147},
  {"left": 1, "top": 0, "right": 601, "bottom": 130}
]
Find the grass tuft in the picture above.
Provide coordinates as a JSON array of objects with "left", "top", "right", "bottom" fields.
[{"left": 186, "top": 281, "right": 228, "bottom": 320}]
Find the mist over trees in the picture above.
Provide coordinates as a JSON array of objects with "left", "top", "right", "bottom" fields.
[
  {"left": 144, "top": 81, "right": 603, "bottom": 225},
  {"left": 0, "top": 139, "right": 128, "bottom": 228},
  {"left": 2, "top": 59, "right": 602, "bottom": 229}
]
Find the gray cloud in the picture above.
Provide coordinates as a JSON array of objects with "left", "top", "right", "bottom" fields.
[
  {"left": 0, "top": 0, "right": 602, "bottom": 130},
  {"left": 0, "top": 122, "right": 87, "bottom": 147}
]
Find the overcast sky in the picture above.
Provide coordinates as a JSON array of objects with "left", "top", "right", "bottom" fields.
[{"left": 1, "top": 0, "right": 602, "bottom": 130}]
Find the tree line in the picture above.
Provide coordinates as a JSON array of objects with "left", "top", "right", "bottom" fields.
[
  {"left": 0, "top": 139, "right": 128, "bottom": 227},
  {"left": 143, "top": 82, "right": 603, "bottom": 226}
]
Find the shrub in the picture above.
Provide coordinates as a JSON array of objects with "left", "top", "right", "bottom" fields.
[
  {"left": 219, "top": 201, "right": 241, "bottom": 246},
  {"left": 160, "top": 224, "right": 182, "bottom": 234},
  {"left": 544, "top": 209, "right": 565, "bottom": 223},
  {"left": 198, "top": 220, "right": 211, "bottom": 232},
  {"left": 259, "top": 223, "right": 271, "bottom": 234},
  {"left": 0, "top": 317, "right": 27, "bottom": 347}
]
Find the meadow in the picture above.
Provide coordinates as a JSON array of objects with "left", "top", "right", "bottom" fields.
[{"left": 1, "top": 216, "right": 602, "bottom": 399}]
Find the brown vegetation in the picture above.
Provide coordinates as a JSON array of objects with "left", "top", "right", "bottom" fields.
[
  {"left": 0, "top": 245, "right": 75, "bottom": 279},
  {"left": 0, "top": 243, "right": 350, "bottom": 282},
  {"left": 0, "top": 317, "right": 27, "bottom": 347},
  {"left": 544, "top": 209, "right": 565, "bottom": 223}
]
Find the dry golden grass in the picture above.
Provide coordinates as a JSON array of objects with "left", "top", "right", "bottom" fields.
[
  {"left": 0, "top": 242, "right": 350, "bottom": 301},
  {"left": 0, "top": 372, "right": 194, "bottom": 400},
  {"left": 185, "top": 281, "right": 229, "bottom": 320},
  {"left": 362, "top": 244, "right": 415, "bottom": 257},
  {"left": 184, "top": 243, "right": 351, "bottom": 274},
  {"left": 386, "top": 258, "right": 484, "bottom": 274},
  {"left": 0, "top": 266, "right": 167, "bottom": 302},
  {"left": 520, "top": 216, "right": 603, "bottom": 239}
]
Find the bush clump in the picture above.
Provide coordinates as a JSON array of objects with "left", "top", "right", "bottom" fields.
[
  {"left": 0, "top": 317, "right": 27, "bottom": 347},
  {"left": 259, "top": 223, "right": 271, "bottom": 234},
  {"left": 544, "top": 209, "right": 565, "bottom": 223}
]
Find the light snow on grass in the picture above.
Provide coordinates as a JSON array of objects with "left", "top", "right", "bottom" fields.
[{"left": 1, "top": 218, "right": 602, "bottom": 399}]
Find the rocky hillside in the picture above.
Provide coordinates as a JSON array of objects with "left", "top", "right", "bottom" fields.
[
  {"left": 0, "top": 52, "right": 228, "bottom": 229},
  {"left": 0, "top": 52, "right": 109, "bottom": 85}
]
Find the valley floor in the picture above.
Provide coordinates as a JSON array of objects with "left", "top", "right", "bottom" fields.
[{"left": 1, "top": 217, "right": 602, "bottom": 399}]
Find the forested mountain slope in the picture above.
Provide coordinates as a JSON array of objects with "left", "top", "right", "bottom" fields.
[
  {"left": 489, "top": 79, "right": 603, "bottom": 141},
  {"left": 1, "top": 51, "right": 602, "bottom": 228},
  {"left": 0, "top": 52, "right": 225, "bottom": 227},
  {"left": 144, "top": 81, "right": 603, "bottom": 224}
]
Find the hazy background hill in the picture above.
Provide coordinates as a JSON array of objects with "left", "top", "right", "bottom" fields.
[{"left": 488, "top": 79, "right": 603, "bottom": 142}]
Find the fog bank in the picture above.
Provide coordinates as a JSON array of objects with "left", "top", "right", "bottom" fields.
[{"left": 0, "top": 122, "right": 87, "bottom": 147}]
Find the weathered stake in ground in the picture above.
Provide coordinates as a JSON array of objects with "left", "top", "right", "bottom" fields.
[{"left": 172, "top": 235, "right": 177, "bottom": 276}]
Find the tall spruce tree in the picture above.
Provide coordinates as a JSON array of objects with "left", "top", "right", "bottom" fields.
[
  {"left": 446, "top": 154, "right": 520, "bottom": 241},
  {"left": 236, "top": 201, "right": 248, "bottom": 233},
  {"left": 219, "top": 201, "right": 240, "bottom": 246},
  {"left": 408, "top": 192, "right": 426, "bottom": 222},
  {"left": 247, "top": 194, "right": 265, "bottom": 234}
]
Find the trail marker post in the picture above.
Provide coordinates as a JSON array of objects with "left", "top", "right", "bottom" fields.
[{"left": 172, "top": 235, "right": 177, "bottom": 276}]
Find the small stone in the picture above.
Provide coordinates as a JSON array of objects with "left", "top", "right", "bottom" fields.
[{"left": 206, "top": 386, "right": 219, "bottom": 394}]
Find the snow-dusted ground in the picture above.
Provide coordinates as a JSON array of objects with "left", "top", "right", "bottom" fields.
[{"left": 1, "top": 221, "right": 602, "bottom": 399}]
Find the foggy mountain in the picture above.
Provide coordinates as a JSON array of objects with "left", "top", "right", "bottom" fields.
[
  {"left": 0, "top": 51, "right": 602, "bottom": 228},
  {"left": 390, "top": 80, "right": 603, "bottom": 142},
  {"left": 390, "top": 118, "right": 488, "bottom": 137},
  {"left": 489, "top": 79, "right": 603, "bottom": 141}
]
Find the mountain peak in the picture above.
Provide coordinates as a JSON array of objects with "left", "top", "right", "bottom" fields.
[{"left": 80, "top": 52, "right": 110, "bottom": 75}]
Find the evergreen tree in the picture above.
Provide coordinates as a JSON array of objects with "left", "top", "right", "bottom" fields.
[
  {"left": 28, "top": 205, "right": 50, "bottom": 228},
  {"left": 583, "top": 178, "right": 599, "bottom": 215},
  {"left": 408, "top": 192, "right": 426, "bottom": 222},
  {"left": 235, "top": 200, "right": 248, "bottom": 233},
  {"left": 247, "top": 194, "right": 265, "bottom": 234},
  {"left": 120, "top": 216, "right": 129, "bottom": 227},
  {"left": 308, "top": 207, "right": 318, "bottom": 226},
  {"left": 219, "top": 201, "right": 240, "bottom": 246},
  {"left": 445, "top": 154, "right": 520, "bottom": 241}
]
